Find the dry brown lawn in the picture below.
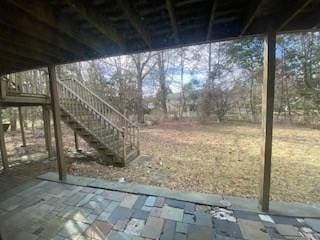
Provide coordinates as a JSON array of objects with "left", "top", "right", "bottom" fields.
[{"left": 3, "top": 121, "right": 320, "bottom": 203}]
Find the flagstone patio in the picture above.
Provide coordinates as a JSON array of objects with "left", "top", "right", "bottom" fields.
[{"left": 0, "top": 174, "right": 319, "bottom": 240}]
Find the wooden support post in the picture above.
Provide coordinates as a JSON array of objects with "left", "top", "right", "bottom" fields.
[
  {"left": 43, "top": 105, "right": 53, "bottom": 158},
  {"left": 0, "top": 78, "right": 7, "bottom": 99},
  {"left": 48, "top": 65, "right": 66, "bottom": 180},
  {"left": 259, "top": 29, "right": 276, "bottom": 212},
  {"left": 18, "top": 106, "right": 26, "bottom": 147},
  {"left": 74, "top": 132, "right": 80, "bottom": 152},
  {"left": 0, "top": 108, "right": 9, "bottom": 172}
]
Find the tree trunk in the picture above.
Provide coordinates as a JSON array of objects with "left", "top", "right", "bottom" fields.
[
  {"left": 179, "top": 48, "right": 185, "bottom": 119},
  {"left": 137, "top": 70, "right": 144, "bottom": 123},
  {"left": 249, "top": 77, "right": 256, "bottom": 122},
  {"left": 9, "top": 108, "right": 17, "bottom": 131},
  {"left": 158, "top": 52, "right": 167, "bottom": 118}
]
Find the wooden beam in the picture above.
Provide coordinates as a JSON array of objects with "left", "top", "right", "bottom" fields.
[
  {"left": 259, "top": 29, "right": 276, "bottom": 212},
  {"left": 207, "top": 0, "right": 218, "bottom": 40},
  {"left": 0, "top": 107, "right": 9, "bottom": 172},
  {"left": 18, "top": 106, "right": 26, "bottom": 147},
  {"left": 0, "top": 24, "right": 70, "bottom": 61},
  {"left": 0, "top": 40, "right": 57, "bottom": 64},
  {"left": 240, "top": 0, "right": 265, "bottom": 35},
  {"left": 277, "top": 0, "right": 314, "bottom": 31},
  {"left": 9, "top": 0, "right": 108, "bottom": 55},
  {"left": 166, "top": 0, "right": 179, "bottom": 44},
  {"left": 0, "top": 2, "right": 89, "bottom": 58},
  {"left": 0, "top": 52, "right": 40, "bottom": 70},
  {"left": 118, "top": 0, "right": 152, "bottom": 49},
  {"left": 74, "top": 132, "right": 80, "bottom": 152},
  {"left": 48, "top": 65, "right": 66, "bottom": 181},
  {"left": 43, "top": 105, "right": 53, "bottom": 159},
  {"left": 64, "top": 0, "right": 125, "bottom": 49}
]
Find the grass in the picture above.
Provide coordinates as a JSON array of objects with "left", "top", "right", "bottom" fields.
[{"left": 3, "top": 121, "right": 320, "bottom": 203}]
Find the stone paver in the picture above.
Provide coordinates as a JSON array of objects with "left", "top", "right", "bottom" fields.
[
  {"left": 144, "top": 196, "right": 156, "bottom": 207},
  {"left": 195, "top": 212, "right": 212, "bottom": 227},
  {"left": 176, "top": 222, "right": 188, "bottom": 233},
  {"left": 132, "top": 209, "right": 149, "bottom": 220},
  {"left": 160, "top": 220, "right": 176, "bottom": 240},
  {"left": 106, "top": 230, "right": 134, "bottom": 240},
  {"left": 85, "top": 220, "right": 112, "bottom": 240},
  {"left": 120, "top": 194, "right": 139, "bottom": 209},
  {"left": 132, "top": 195, "right": 147, "bottom": 209},
  {"left": 188, "top": 224, "right": 214, "bottom": 240},
  {"left": 150, "top": 207, "right": 162, "bottom": 217},
  {"left": 213, "top": 219, "right": 242, "bottom": 239},
  {"left": 305, "top": 218, "right": 320, "bottom": 232},
  {"left": 160, "top": 205, "right": 184, "bottom": 221},
  {"left": 124, "top": 218, "right": 145, "bottom": 236},
  {"left": 1, "top": 179, "right": 319, "bottom": 240},
  {"left": 141, "top": 216, "right": 164, "bottom": 239},
  {"left": 275, "top": 224, "right": 301, "bottom": 237},
  {"left": 108, "top": 206, "right": 134, "bottom": 224},
  {"left": 166, "top": 199, "right": 185, "bottom": 209},
  {"left": 154, "top": 197, "right": 165, "bottom": 207},
  {"left": 183, "top": 213, "right": 195, "bottom": 224},
  {"left": 239, "top": 219, "right": 271, "bottom": 240},
  {"left": 113, "top": 219, "right": 129, "bottom": 231}
]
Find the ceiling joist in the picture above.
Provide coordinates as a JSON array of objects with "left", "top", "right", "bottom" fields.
[
  {"left": 277, "top": 0, "right": 314, "bottom": 31},
  {"left": 0, "top": 51, "right": 42, "bottom": 69},
  {"left": 0, "top": 40, "right": 58, "bottom": 64},
  {"left": 240, "top": 0, "right": 264, "bottom": 35},
  {"left": 64, "top": 0, "right": 125, "bottom": 50},
  {"left": 118, "top": 0, "right": 153, "bottom": 49},
  {"left": 8, "top": 0, "right": 107, "bottom": 56},
  {"left": 207, "top": 0, "right": 218, "bottom": 40},
  {"left": 0, "top": 24, "right": 68, "bottom": 61},
  {"left": 0, "top": 2, "right": 88, "bottom": 59},
  {"left": 166, "top": 0, "right": 179, "bottom": 44}
]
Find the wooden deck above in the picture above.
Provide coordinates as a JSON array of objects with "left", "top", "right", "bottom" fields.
[
  {"left": 0, "top": 93, "right": 50, "bottom": 106},
  {"left": 0, "top": 78, "right": 50, "bottom": 106},
  {"left": 0, "top": 0, "right": 319, "bottom": 75}
]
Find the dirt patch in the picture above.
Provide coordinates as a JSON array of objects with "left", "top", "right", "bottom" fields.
[{"left": 3, "top": 121, "right": 320, "bottom": 203}]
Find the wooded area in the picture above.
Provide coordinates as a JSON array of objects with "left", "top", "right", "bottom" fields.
[{"left": 2, "top": 32, "right": 319, "bottom": 128}]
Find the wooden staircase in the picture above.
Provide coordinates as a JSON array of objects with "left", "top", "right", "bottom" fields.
[{"left": 57, "top": 78, "right": 139, "bottom": 166}]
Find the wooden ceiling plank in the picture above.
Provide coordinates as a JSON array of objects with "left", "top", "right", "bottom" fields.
[
  {"left": 64, "top": 0, "right": 125, "bottom": 49},
  {"left": 0, "top": 2, "right": 89, "bottom": 58},
  {"left": 0, "top": 52, "right": 40, "bottom": 69},
  {"left": 277, "top": 0, "right": 314, "bottom": 31},
  {"left": 118, "top": 0, "right": 152, "bottom": 49},
  {"left": 8, "top": 0, "right": 107, "bottom": 55},
  {"left": 207, "top": 0, "right": 218, "bottom": 40},
  {"left": 0, "top": 24, "right": 71, "bottom": 61},
  {"left": 0, "top": 40, "right": 57, "bottom": 64},
  {"left": 240, "top": 0, "right": 265, "bottom": 35},
  {"left": 166, "top": 0, "right": 179, "bottom": 44}
]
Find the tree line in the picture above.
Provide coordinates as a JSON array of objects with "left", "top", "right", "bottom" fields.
[{"left": 2, "top": 31, "right": 320, "bottom": 130}]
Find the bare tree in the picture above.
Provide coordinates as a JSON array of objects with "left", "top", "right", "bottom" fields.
[{"left": 131, "top": 53, "right": 155, "bottom": 123}]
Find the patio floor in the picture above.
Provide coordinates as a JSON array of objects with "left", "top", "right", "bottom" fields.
[{"left": 0, "top": 174, "right": 319, "bottom": 239}]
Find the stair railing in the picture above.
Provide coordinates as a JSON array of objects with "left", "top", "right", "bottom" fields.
[
  {"left": 58, "top": 78, "right": 139, "bottom": 154},
  {"left": 57, "top": 80, "right": 123, "bottom": 158}
]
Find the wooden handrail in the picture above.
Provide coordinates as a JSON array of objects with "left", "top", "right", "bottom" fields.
[
  {"left": 57, "top": 77, "right": 140, "bottom": 155},
  {"left": 57, "top": 80, "right": 123, "bottom": 133},
  {"left": 60, "top": 78, "right": 137, "bottom": 127}
]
